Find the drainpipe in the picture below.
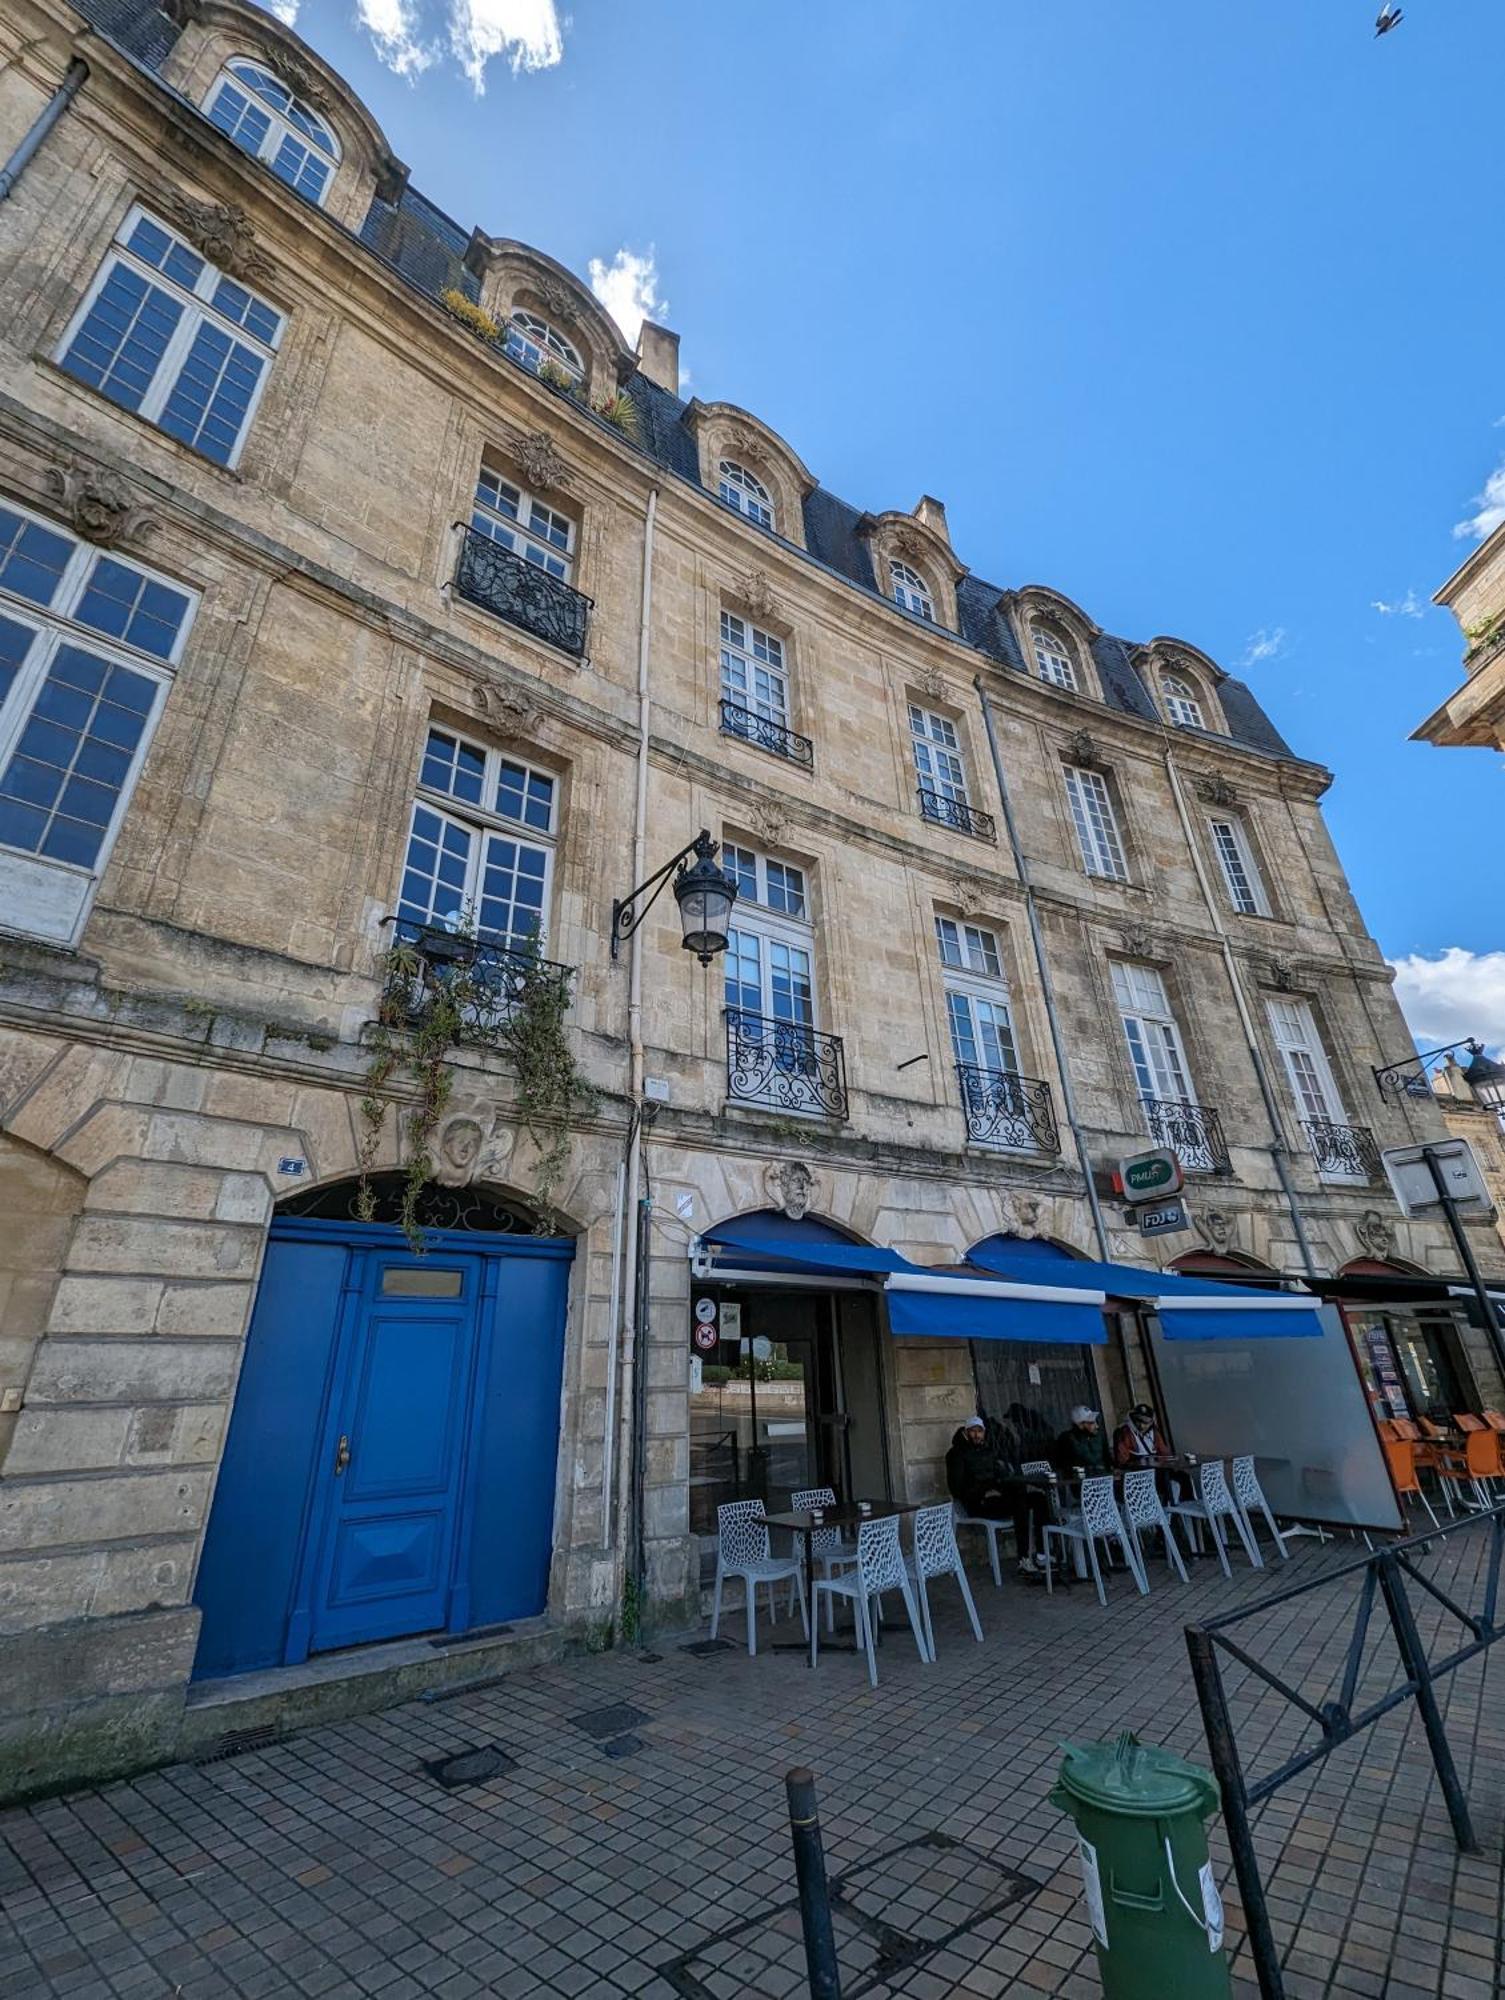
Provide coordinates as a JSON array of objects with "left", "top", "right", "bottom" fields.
[
  {"left": 1163, "top": 748, "right": 1319, "bottom": 1280},
  {"left": 0, "top": 56, "right": 88, "bottom": 203},
  {"left": 975, "top": 680, "right": 1111, "bottom": 1260}
]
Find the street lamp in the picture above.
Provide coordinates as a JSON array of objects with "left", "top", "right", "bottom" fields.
[
  {"left": 1462, "top": 1045, "right": 1505, "bottom": 1115},
  {"left": 1373, "top": 1037, "right": 1498, "bottom": 1101},
  {"left": 611, "top": 828, "right": 738, "bottom": 965}
]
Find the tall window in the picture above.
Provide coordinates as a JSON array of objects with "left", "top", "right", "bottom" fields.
[
  {"left": 1268, "top": 999, "right": 1362, "bottom": 1181},
  {"left": 472, "top": 465, "right": 575, "bottom": 581},
  {"left": 889, "top": 560, "right": 934, "bottom": 620},
  {"left": 1110, "top": 960, "right": 1219, "bottom": 1169},
  {"left": 718, "top": 460, "right": 773, "bottom": 529},
  {"left": 205, "top": 58, "right": 339, "bottom": 205},
  {"left": 504, "top": 311, "right": 583, "bottom": 385},
  {"left": 1033, "top": 627, "right": 1078, "bottom": 691},
  {"left": 57, "top": 206, "right": 283, "bottom": 469},
  {"left": 937, "top": 917, "right": 1018, "bottom": 1078},
  {"left": 1209, "top": 815, "right": 1268, "bottom": 916},
  {"left": 910, "top": 703, "right": 968, "bottom": 819},
  {"left": 720, "top": 611, "right": 788, "bottom": 725},
  {"left": 1064, "top": 765, "right": 1127, "bottom": 881},
  {"left": 397, "top": 725, "right": 557, "bottom": 950},
  {"left": 0, "top": 498, "right": 195, "bottom": 944},
  {"left": 723, "top": 843, "right": 814, "bottom": 1028},
  {"left": 1163, "top": 674, "right": 1204, "bottom": 729}
]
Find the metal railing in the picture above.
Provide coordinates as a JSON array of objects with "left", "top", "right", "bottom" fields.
[
  {"left": 1187, "top": 1508, "right": 1505, "bottom": 2000},
  {"left": 453, "top": 527, "right": 593, "bottom": 657},
  {"left": 956, "top": 1063, "right": 1059, "bottom": 1154},
  {"left": 1303, "top": 1116, "right": 1380, "bottom": 1183},
  {"left": 719, "top": 698, "right": 815, "bottom": 770},
  {"left": 725, "top": 1008, "right": 848, "bottom": 1119},
  {"left": 384, "top": 920, "right": 576, "bottom": 1045},
  {"left": 1143, "top": 1094, "right": 1232, "bottom": 1174},
  {"left": 916, "top": 787, "right": 997, "bottom": 842}
]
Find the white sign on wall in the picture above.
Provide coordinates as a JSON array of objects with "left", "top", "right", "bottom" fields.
[{"left": 1382, "top": 1139, "right": 1492, "bottom": 1219}]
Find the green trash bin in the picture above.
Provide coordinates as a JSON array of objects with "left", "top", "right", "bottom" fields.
[{"left": 1050, "top": 1730, "right": 1231, "bottom": 1999}]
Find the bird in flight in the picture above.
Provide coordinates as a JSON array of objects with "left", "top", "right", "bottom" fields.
[{"left": 1375, "top": 3, "right": 1404, "bottom": 33}]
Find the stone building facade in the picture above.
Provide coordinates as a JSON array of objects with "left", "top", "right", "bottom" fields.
[
  {"left": 1, "top": 0, "right": 1500, "bottom": 1799},
  {"left": 1422, "top": 518, "right": 1505, "bottom": 750}
]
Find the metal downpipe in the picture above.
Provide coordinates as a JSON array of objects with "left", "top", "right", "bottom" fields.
[{"left": 0, "top": 56, "right": 88, "bottom": 203}]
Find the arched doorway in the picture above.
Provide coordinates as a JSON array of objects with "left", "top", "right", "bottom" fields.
[
  {"left": 1167, "top": 1250, "right": 1284, "bottom": 1288},
  {"left": 193, "top": 1174, "right": 575, "bottom": 1678}
]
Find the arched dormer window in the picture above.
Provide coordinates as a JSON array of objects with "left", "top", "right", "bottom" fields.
[
  {"left": 1032, "top": 626, "right": 1078, "bottom": 691},
  {"left": 1162, "top": 674, "right": 1205, "bottom": 729},
  {"left": 718, "top": 459, "right": 774, "bottom": 530},
  {"left": 206, "top": 58, "right": 340, "bottom": 205},
  {"left": 889, "top": 559, "right": 934, "bottom": 621},
  {"left": 505, "top": 310, "right": 584, "bottom": 387}
]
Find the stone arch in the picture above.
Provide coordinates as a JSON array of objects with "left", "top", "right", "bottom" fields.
[
  {"left": 472, "top": 242, "right": 632, "bottom": 400},
  {"left": 1338, "top": 1255, "right": 1430, "bottom": 1278},
  {"left": 1167, "top": 1249, "right": 1285, "bottom": 1283},
  {"left": 1008, "top": 586, "right": 1104, "bottom": 702},
  {"left": 0, "top": 1132, "right": 87, "bottom": 1472},
  {"left": 275, "top": 1169, "right": 576, "bottom": 1237},
  {"left": 683, "top": 401, "right": 816, "bottom": 550}
]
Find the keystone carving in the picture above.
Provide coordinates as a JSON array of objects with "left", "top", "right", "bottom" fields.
[
  {"left": 433, "top": 1115, "right": 484, "bottom": 1186},
  {"left": 1066, "top": 727, "right": 1101, "bottom": 768},
  {"left": 1195, "top": 1207, "right": 1234, "bottom": 1250},
  {"left": 739, "top": 568, "right": 776, "bottom": 621},
  {"left": 255, "top": 41, "right": 333, "bottom": 116},
  {"left": 722, "top": 425, "right": 764, "bottom": 463},
  {"left": 159, "top": 193, "right": 274, "bottom": 283},
  {"left": 1119, "top": 923, "right": 1159, "bottom": 960},
  {"left": 1194, "top": 772, "right": 1239, "bottom": 809},
  {"left": 1354, "top": 1210, "right": 1395, "bottom": 1261},
  {"left": 751, "top": 798, "right": 790, "bottom": 846},
  {"left": 472, "top": 682, "right": 541, "bottom": 743},
  {"left": 1268, "top": 957, "right": 1297, "bottom": 992},
  {"left": 765, "top": 1159, "right": 817, "bottom": 1221},
  {"left": 998, "top": 1192, "right": 1042, "bottom": 1239},
  {"left": 915, "top": 663, "right": 947, "bottom": 704},
  {"left": 45, "top": 463, "right": 155, "bottom": 550},
  {"left": 949, "top": 873, "right": 989, "bottom": 918},
  {"left": 891, "top": 528, "right": 930, "bottom": 568},
  {"left": 509, "top": 428, "right": 569, "bottom": 492},
  {"left": 531, "top": 278, "right": 579, "bottom": 327}
]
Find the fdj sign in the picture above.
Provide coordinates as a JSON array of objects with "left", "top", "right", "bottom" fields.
[{"left": 1117, "top": 1148, "right": 1184, "bottom": 1200}]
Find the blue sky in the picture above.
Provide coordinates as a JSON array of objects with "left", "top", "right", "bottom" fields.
[{"left": 279, "top": 0, "right": 1504, "bottom": 1049}]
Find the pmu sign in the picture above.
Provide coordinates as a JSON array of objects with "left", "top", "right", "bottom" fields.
[{"left": 1115, "top": 1147, "right": 1184, "bottom": 1201}]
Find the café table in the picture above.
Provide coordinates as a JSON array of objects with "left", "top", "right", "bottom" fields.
[{"left": 765, "top": 1501, "right": 922, "bottom": 1668}]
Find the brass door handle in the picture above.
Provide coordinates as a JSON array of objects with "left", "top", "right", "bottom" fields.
[{"left": 334, "top": 1434, "right": 351, "bottom": 1475}]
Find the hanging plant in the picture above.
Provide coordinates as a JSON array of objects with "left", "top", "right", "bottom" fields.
[
  {"left": 504, "top": 929, "right": 598, "bottom": 1225},
  {"left": 593, "top": 390, "right": 640, "bottom": 441}
]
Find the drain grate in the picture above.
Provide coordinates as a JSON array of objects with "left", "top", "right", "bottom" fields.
[
  {"left": 194, "top": 1724, "right": 279, "bottom": 1766},
  {"left": 423, "top": 1743, "right": 517, "bottom": 1790},
  {"left": 681, "top": 1638, "right": 733, "bottom": 1658},
  {"left": 567, "top": 1702, "right": 651, "bottom": 1740}
]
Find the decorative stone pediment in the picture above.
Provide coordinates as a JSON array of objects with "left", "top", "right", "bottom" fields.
[
  {"left": 159, "top": 192, "right": 274, "bottom": 284},
  {"left": 45, "top": 463, "right": 155, "bottom": 550},
  {"left": 765, "top": 1159, "right": 817, "bottom": 1221},
  {"left": 1194, "top": 772, "right": 1239, "bottom": 809}
]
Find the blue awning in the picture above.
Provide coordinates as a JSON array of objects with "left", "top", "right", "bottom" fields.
[
  {"left": 969, "top": 1237, "right": 1325, "bottom": 1340},
  {"left": 885, "top": 1271, "right": 1108, "bottom": 1346},
  {"left": 698, "top": 1216, "right": 909, "bottom": 1279}
]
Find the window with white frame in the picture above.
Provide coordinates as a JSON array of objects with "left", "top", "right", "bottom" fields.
[
  {"left": 0, "top": 497, "right": 196, "bottom": 945},
  {"left": 472, "top": 465, "right": 575, "bottom": 581},
  {"left": 396, "top": 725, "right": 557, "bottom": 950},
  {"left": 936, "top": 916, "right": 1019, "bottom": 1078},
  {"left": 719, "top": 611, "right": 788, "bottom": 729},
  {"left": 889, "top": 559, "right": 934, "bottom": 620},
  {"left": 722, "top": 842, "right": 814, "bottom": 1032},
  {"left": 504, "top": 311, "right": 583, "bottom": 385},
  {"left": 1110, "top": 960, "right": 1213, "bottom": 1162},
  {"left": 1162, "top": 674, "right": 1205, "bottom": 729},
  {"left": 1267, "top": 998, "right": 1362, "bottom": 1180},
  {"left": 717, "top": 460, "right": 773, "bottom": 529},
  {"left": 1209, "top": 815, "right": 1269, "bottom": 916},
  {"left": 57, "top": 207, "right": 283, "bottom": 470},
  {"left": 205, "top": 58, "right": 339, "bottom": 205},
  {"left": 1064, "top": 764, "right": 1128, "bottom": 881},
  {"left": 910, "top": 703, "right": 968, "bottom": 818},
  {"left": 1033, "top": 627, "right": 1078, "bottom": 691}
]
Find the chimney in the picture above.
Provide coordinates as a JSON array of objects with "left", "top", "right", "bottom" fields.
[
  {"left": 912, "top": 495, "right": 951, "bottom": 545},
  {"left": 635, "top": 320, "right": 680, "bottom": 398}
]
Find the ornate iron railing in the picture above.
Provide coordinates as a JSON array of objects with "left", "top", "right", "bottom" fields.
[
  {"left": 725, "top": 1008, "right": 848, "bottom": 1119},
  {"left": 917, "top": 787, "right": 996, "bottom": 842},
  {"left": 453, "top": 527, "right": 592, "bottom": 658},
  {"left": 1304, "top": 1117, "right": 1380, "bottom": 1182},
  {"left": 384, "top": 920, "right": 576, "bottom": 1047},
  {"left": 956, "top": 1064, "right": 1059, "bottom": 1153},
  {"left": 718, "top": 697, "right": 815, "bottom": 771},
  {"left": 1143, "top": 1094, "right": 1232, "bottom": 1175}
]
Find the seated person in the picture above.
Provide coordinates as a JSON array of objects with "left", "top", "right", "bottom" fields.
[
  {"left": 946, "top": 1416, "right": 1052, "bottom": 1576},
  {"left": 1052, "top": 1405, "right": 1109, "bottom": 1478},
  {"left": 1112, "top": 1403, "right": 1164, "bottom": 1468}
]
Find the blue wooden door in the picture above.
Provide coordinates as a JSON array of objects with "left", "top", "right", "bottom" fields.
[{"left": 300, "top": 1254, "right": 483, "bottom": 1655}]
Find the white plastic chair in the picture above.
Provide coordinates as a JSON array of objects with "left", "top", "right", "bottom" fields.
[
  {"left": 952, "top": 1506, "right": 1007, "bottom": 1586},
  {"left": 791, "top": 1485, "right": 858, "bottom": 1629},
  {"left": 1122, "top": 1470, "right": 1189, "bottom": 1584},
  {"left": 901, "top": 1504, "right": 984, "bottom": 1660},
  {"left": 1043, "top": 1475, "right": 1147, "bottom": 1607},
  {"left": 813, "top": 1514, "right": 928, "bottom": 1687},
  {"left": 1168, "top": 1461, "right": 1263, "bottom": 1576},
  {"left": 709, "top": 1499, "right": 807, "bottom": 1657},
  {"left": 1230, "top": 1456, "right": 1290, "bottom": 1561}
]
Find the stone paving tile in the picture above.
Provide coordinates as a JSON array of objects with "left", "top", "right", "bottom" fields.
[{"left": 1, "top": 1525, "right": 1503, "bottom": 1996}]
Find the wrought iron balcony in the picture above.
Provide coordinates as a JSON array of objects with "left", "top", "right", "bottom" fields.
[
  {"left": 725, "top": 1008, "right": 848, "bottom": 1119},
  {"left": 453, "top": 527, "right": 592, "bottom": 658},
  {"left": 917, "top": 787, "right": 996, "bottom": 842},
  {"left": 957, "top": 1064, "right": 1059, "bottom": 1154},
  {"left": 1142, "top": 1095, "right": 1232, "bottom": 1175},
  {"left": 1304, "top": 1117, "right": 1381, "bottom": 1183},
  {"left": 383, "top": 920, "right": 576, "bottom": 1048},
  {"left": 719, "top": 697, "right": 815, "bottom": 771}
]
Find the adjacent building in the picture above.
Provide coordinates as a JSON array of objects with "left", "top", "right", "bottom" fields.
[
  {"left": 1422, "top": 519, "right": 1505, "bottom": 750},
  {"left": 2, "top": 0, "right": 1501, "bottom": 1798}
]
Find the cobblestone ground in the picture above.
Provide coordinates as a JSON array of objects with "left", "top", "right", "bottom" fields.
[{"left": 1, "top": 1519, "right": 1501, "bottom": 2000}]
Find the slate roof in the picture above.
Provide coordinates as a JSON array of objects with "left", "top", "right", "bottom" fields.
[{"left": 71, "top": 0, "right": 1304, "bottom": 769}]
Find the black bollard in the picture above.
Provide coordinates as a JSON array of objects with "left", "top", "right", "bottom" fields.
[{"left": 785, "top": 1766, "right": 842, "bottom": 1999}]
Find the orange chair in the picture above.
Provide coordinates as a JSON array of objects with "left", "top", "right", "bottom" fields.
[
  {"left": 1382, "top": 1438, "right": 1439, "bottom": 1528},
  {"left": 1391, "top": 1417, "right": 1422, "bottom": 1442},
  {"left": 1411, "top": 1421, "right": 1471, "bottom": 1514},
  {"left": 1482, "top": 1409, "right": 1505, "bottom": 1434},
  {"left": 1375, "top": 1417, "right": 1399, "bottom": 1442},
  {"left": 1463, "top": 1427, "right": 1505, "bottom": 1507},
  {"left": 1454, "top": 1413, "right": 1487, "bottom": 1433}
]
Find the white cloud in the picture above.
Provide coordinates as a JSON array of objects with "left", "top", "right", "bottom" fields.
[
  {"left": 448, "top": 0, "right": 562, "bottom": 92},
  {"left": 1389, "top": 948, "right": 1505, "bottom": 1059},
  {"left": 589, "top": 247, "right": 668, "bottom": 347},
  {"left": 1372, "top": 589, "right": 1425, "bottom": 619},
  {"left": 357, "top": 0, "right": 435, "bottom": 76},
  {"left": 1454, "top": 461, "right": 1505, "bottom": 542},
  {"left": 1239, "top": 627, "right": 1286, "bottom": 666},
  {"left": 268, "top": 0, "right": 298, "bottom": 20}
]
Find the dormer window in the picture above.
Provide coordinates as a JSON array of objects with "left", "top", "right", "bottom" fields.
[
  {"left": 1033, "top": 627, "right": 1078, "bottom": 691},
  {"left": 1162, "top": 674, "right": 1204, "bottom": 729},
  {"left": 505, "top": 311, "right": 583, "bottom": 387},
  {"left": 889, "top": 560, "right": 934, "bottom": 621},
  {"left": 206, "top": 59, "right": 339, "bottom": 205},
  {"left": 718, "top": 460, "right": 773, "bottom": 529}
]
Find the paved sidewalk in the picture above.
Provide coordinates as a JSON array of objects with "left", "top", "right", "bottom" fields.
[{"left": 1, "top": 1525, "right": 1501, "bottom": 1999}]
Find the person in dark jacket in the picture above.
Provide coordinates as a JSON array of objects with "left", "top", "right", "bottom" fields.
[
  {"left": 1052, "top": 1406, "right": 1109, "bottom": 1477},
  {"left": 945, "top": 1417, "right": 1052, "bottom": 1576},
  {"left": 1112, "top": 1403, "right": 1163, "bottom": 1469}
]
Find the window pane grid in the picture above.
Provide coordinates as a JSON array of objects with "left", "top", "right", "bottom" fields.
[
  {"left": 718, "top": 461, "right": 773, "bottom": 529},
  {"left": 473, "top": 468, "right": 574, "bottom": 580},
  {"left": 719, "top": 610, "right": 788, "bottom": 724},
  {"left": 401, "top": 727, "right": 556, "bottom": 949},
  {"left": 1211, "top": 818, "right": 1262, "bottom": 915},
  {"left": 1033, "top": 629, "right": 1078, "bottom": 690},
  {"left": 890, "top": 560, "right": 934, "bottom": 619},
  {"left": 1065, "top": 765, "right": 1127, "bottom": 880}
]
